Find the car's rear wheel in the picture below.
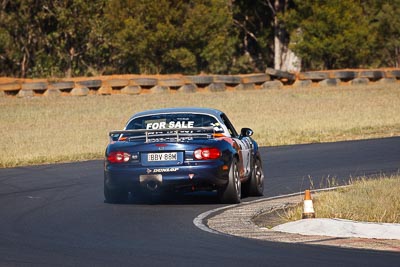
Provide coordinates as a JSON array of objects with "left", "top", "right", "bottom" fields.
[
  {"left": 248, "top": 157, "right": 264, "bottom": 196},
  {"left": 218, "top": 157, "right": 241, "bottom": 204}
]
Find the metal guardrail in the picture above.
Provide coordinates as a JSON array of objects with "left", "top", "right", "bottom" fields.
[{"left": 1, "top": 68, "right": 399, "bottom": 97}]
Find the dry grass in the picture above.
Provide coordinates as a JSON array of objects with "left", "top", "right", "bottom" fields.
[
  {"left": 1, "top": 83, "right": 400, "bottom": 167},
  {"left": 283, "top": 175, "right": 400, "bottom": 223}
]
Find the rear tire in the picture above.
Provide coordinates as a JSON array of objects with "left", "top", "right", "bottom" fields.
[
  {"left": 248, "top": 157, "right": 264, "bottom": 196},
  {"left": 218, "top": 157, "right": 241, "bottom": 204}
]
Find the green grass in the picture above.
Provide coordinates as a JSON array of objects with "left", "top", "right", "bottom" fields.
[
  {"left": 1, "top": 83, "right": 400, "bottom": 167},
  {"left": 283, "top": 175, "right": 400, "bottom": 223}
]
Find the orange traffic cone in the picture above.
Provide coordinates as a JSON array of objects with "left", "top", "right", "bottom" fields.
[{"left": 302, "top": 190, "right": 316, "bottom": 219}]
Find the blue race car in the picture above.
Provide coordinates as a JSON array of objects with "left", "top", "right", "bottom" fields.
[{"left": 104, "top": 107, "right": 264, "bottom": 204}]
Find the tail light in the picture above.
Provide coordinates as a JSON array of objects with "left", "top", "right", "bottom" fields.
[
  {"left": 194, "top": 148, "right": 221, "bottom": 160},
  {"left": 107, "top": 151, "right": 131, "bottom": 163}
]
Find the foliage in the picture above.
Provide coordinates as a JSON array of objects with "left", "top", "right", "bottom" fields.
[
  {"left": 1, "top": 0, "right": 400, "bottom": 77},
  {"left": 368, "top": 0, "right": 400, "bottom": 67},
  {"left": 103, "top": 0, "right": 237, "bottom": 74},
  {"left": 0, "top": 0, "right": 107, "bottom": 77},
  {"left": 284, "top": 0, "right": 373, "bottom": 70},
  {"left": 231, "top": 0, "right": 274, "bottom": 72},
  {"left": 284, "top": 0, "right": 400, "bottom": 70}
]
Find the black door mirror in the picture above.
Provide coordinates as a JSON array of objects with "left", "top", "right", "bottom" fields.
[{"left": 240, "top": 128, "right": 253, "bottom": 137}]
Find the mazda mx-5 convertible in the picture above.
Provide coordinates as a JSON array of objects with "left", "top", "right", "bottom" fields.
[{"left": 104, "top": 107, "right": 264, "bottom": 204}]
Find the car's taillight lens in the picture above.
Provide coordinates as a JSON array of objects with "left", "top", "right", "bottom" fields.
[
  {"left": 107, "top": 151, "right": 131, "bottom": 163},
  {"left": 194, "top": 148, "right": 221, "bottom": 160}
]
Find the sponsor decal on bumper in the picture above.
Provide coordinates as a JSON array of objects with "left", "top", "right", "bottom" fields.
[{"left": 147, "top": 168, "right": 180, "bottom": 174}]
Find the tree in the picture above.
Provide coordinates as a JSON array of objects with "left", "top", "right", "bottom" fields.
[
  {"left": 284, "top": 1, "right": 373, "bottom": 70},
  {"left": 45, "top": 0, "right": 108, "bottom": 77},
  {"left": 231, "top": 0, "right": 273, "bottom": 73},
  {"left": 0, "top": 0, "right": 43, "bottom": 77},
  {"left": 182, "top": 0, "right": 237, "bottom": 74},
  {"left": 269, "top": 0, "right": 299, "bottom": 72},
  {"left": 2, "top": 0, "right": 399, "bottom": 77},
  {"left": 231, "top": 0, "right": 300, "bottom": 72},
  {"left": 103, "top": 0, "right": 237, "bottom": 74},
  {"left": 0, "top": 0, "right": 107, "bottom": 78},
  {"left": 367, "top": 0, "right": 400, "bottom": 67}
]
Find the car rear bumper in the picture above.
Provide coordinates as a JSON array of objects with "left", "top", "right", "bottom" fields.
[{"left": 104, "top": 161, "right": 229, "bottom": 193}]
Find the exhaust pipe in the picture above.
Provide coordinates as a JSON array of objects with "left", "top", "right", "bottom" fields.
[{"left": 146, "top": 181, "right": 159, "bottom": 191}]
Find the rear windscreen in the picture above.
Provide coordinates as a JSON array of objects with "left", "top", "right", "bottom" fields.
[{"left": 126, "top": 114, "right": 220, "bottom": 130}]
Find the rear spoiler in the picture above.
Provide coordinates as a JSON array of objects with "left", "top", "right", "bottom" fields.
[{"left": 109, "top": 126, "right": 221, "bottom": 143}]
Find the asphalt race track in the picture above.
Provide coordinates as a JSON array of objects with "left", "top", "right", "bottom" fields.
[{"left": 0, "top": 137, "right": 399, "bottom": 266}]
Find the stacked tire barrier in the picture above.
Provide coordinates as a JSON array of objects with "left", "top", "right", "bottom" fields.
[{"left": 1, "top": 68, "right": 399, "bottom": 97}]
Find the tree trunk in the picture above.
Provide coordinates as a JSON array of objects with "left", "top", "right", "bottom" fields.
[
  {"left": 273, "top": 0, "right": 281, "bottom": 70},
  {"left": 272, "top": 0, "right": 301, "bottom": 72}
]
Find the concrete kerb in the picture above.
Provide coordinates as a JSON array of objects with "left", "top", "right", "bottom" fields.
[
  {"left": 195, "top": 188, "right": 400, "bottom": 252},
  {"left": 194, "top": 191, "right": 308, "bottom": 237}
]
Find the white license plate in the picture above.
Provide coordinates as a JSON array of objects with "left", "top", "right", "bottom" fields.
[{"left": 147, "top": 152, "right": 177, "bottom": 162}]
